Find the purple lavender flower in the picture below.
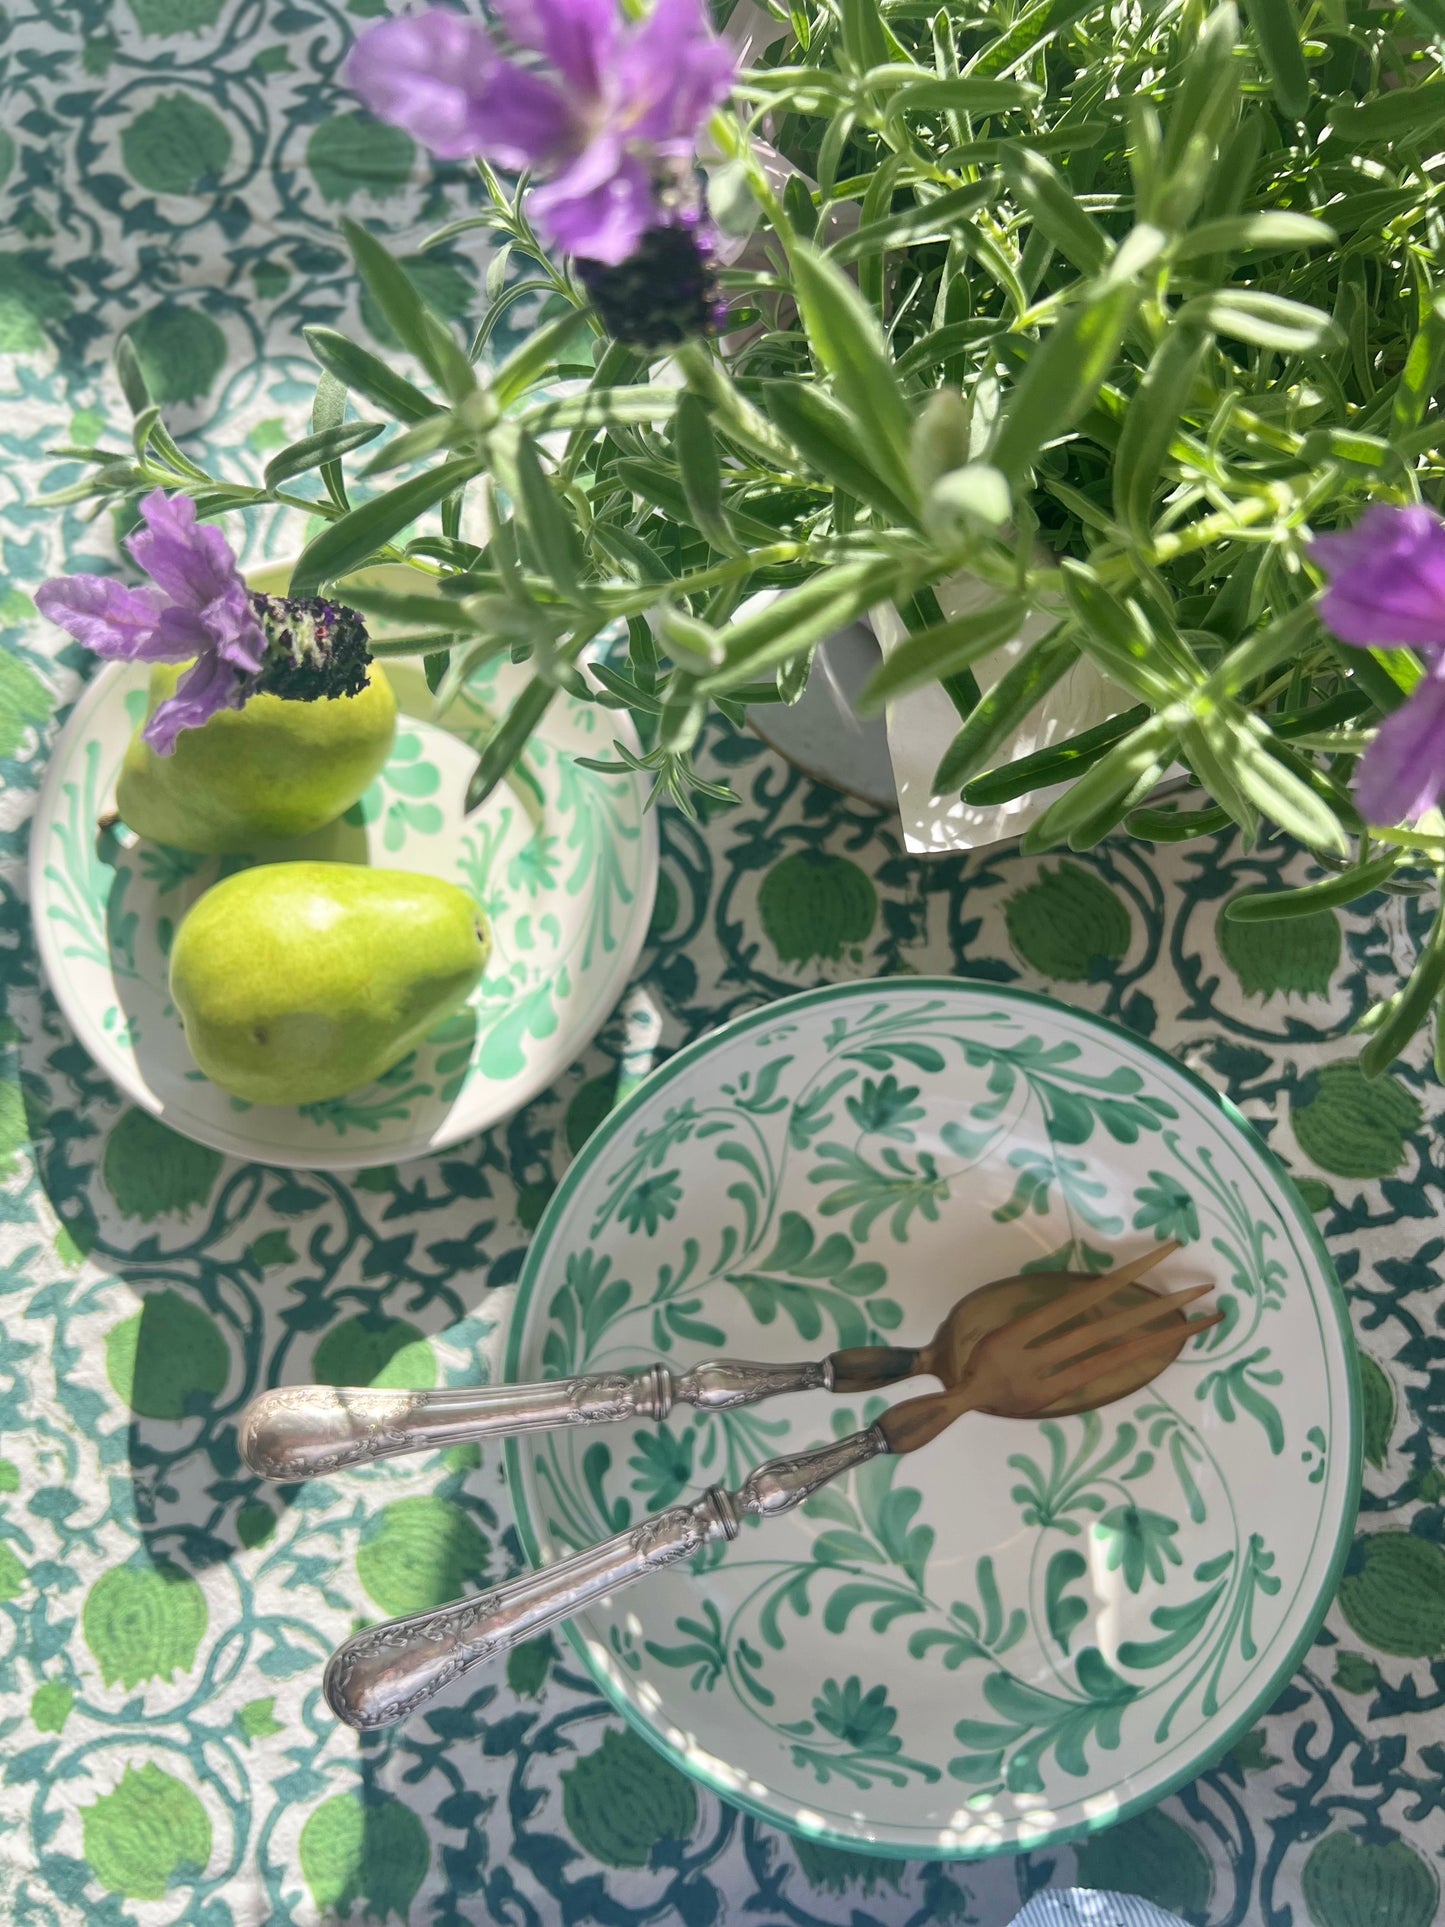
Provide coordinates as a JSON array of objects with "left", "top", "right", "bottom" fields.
[
  {"left": 345, "top": 0, "right": 735, "bottom": 267},
  {"left": 37, "top": 491, "right": 266, "bottom": 754},
  {"left": 37, "top": 491, "right": 372, "bottom": 754},
  {"left": 1313, "top": 502, "right": 1445, "bottom": 824}
]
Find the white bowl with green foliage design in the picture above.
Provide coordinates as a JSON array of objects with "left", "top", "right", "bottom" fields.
[
  {"left": 507, "top": 978, "right": 1359, "bottom": 1858},
  {"left": 31, "top": 648, "right": 656, "bottom": 1169}
]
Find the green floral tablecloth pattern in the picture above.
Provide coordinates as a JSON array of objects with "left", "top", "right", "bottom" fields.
[{"left": 3, "top": 5, "right": 1444, "bottom": 1924}]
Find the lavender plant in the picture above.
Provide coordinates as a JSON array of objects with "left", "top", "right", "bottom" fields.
[{"left": 42, "top": 0, "right": 1445, "bottom": 1074}]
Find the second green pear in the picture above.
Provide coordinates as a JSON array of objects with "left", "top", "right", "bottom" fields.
[
  {"left": 117, "top": 661, "right": 397, "bottom": 853},
  {"left": 169, "top": 861, "right": 488, "bottom": 1105}
]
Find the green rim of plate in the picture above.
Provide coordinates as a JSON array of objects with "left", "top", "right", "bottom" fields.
[{"left": 505, "top": 976, "right": 1362, "bottom": 1862}]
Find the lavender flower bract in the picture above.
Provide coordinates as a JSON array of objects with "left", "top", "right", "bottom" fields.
[
  {"left": 37, "top": 490, "right": 266, "bottom": 754},
  {"left": 1313, "top": 503, "right": 1445, "bottom": 826},
  {"left": 345, "top": 0, "right": 734, "bottom": 267},
  {"left": 38, "top": 492, "right": 372, "bottom": 754}
]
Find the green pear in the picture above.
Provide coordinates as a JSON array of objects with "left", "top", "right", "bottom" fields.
[
  {"left": 169, "top": 861, "right": 489, "bottom": 1105},
  {"left": 116, "top": 662, "right": 397, "bottom": 853}
]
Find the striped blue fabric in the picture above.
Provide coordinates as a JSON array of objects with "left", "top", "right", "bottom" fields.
[{"left": 1009, "top": 1892, "right": 1191, "bottom": 1927}]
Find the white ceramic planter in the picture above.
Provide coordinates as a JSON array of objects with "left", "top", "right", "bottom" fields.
[
  {"left": 869, "top": 572, "right": 1128, "bottom": 853},
  {"left": 738, "top": 575, "right": 1128, "bottom": 850}
]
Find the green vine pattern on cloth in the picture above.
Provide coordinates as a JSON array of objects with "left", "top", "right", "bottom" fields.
[{"left": 1, "top": 0, "right": 1442, "bottom": 1921}]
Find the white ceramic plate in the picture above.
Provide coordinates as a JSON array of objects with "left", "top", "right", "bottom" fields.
[
  {"left": 506, "top": 979, "right": 1359, "bottom": 1858},
  {"left": 31, "top": 650, "right": 656, "bottom": 1170}
]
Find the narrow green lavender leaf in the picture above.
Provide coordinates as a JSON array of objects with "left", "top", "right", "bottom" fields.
[
  {"left": 115, "top": 335, "right": 151, "bottom": 416},
  {"left": 673, "top": 394, "right": 734, "bottom": 552},
  {"left": 264, "top": 421, "right": 384, "bottom": 490},
  {"left": 840, "top": 0, "right": 888, "bottom": 74},
  {"left": 967, "top": 0, "right": 1094, "bottom": 77},
  {"left": 989, "top": 281, "right": 1139, "bottom": 484},
  {"left": 1111, "top": 323, "right": 1208, "bottom": 540},
  {"left": 1218, "top": 711, "right": 1351, "bottom": 855},
  {"left": 828, "top": 182, "right": 996, "bottom": 265},
  {"left": 1020, "top": 712, "right": 1179, "bottom": 849},
  {"left": 304, "top": 327, "right": 440, "bottom": 425},
  {"left": 700, "top": 558, "right": 902, "bottom": 690},
  {"left": 492, "top": 307, "right": 593, "bottom": 408},
  {"left": 761, "top": 380, "right": 917, "bottom": 523},
  {"left": 1361, "top": 898, "right": 1445, "bottom": 1077},
  {"left": 1060, "top": 564, "right": 1189, "bottom": 703},
  {"left": 964, "top": 705, "right": 1151, "bottom": 803},
  {"left": 466, "top": 677, "right": 559, "bottom": 811},
  {"left": 312, "top": 369, "right": 351, "bottom": 511},
  {"left": 1393, "top": 295, "right": 1445, "bottom": 436},
  {"left": 889, "top": 77, "right": 1039, "bottom": 115},
  {"left": 1241, "top": 0, "right": 1309, "bottom": 120},
  {"left": 1226, "top": 855, "right": 1400, "bottom": 922},
  {"left": 788, "top": 242, "right": 917, "bottom": 508},
  {"left": 1160, "top": 2, "right": 1241, "bottom": 175},
  {"left": 932, "top": 625, "right": 1078, "bottom": 794},
  {"left": 857, "top": 599, "right": 1027, "bottom": 713},
  {"left": 288, "top": 456, "right": 482, "bottom": 598},
  {"left": 514, "top": 431, "right": 586, "bottom": 601},
  {"left": 1202, "top": 601, "right": 1317, "bottom": 701},
  {"left": 360, "top": 411, "right": 459, "bottom": 476},
  {"left": 1335, "top": 80, "right": 1445, "bottom": 144},
  {"left": 1180, "top": 288, "right": 1341, "bottom": 353},
  {"left": 1172, "top": 212, "right": 1334, "bottom": 261},
  {"left": 1180, "top": 717, "right": 1260, "bottom": 845},
  {"left": 1000, "top": 149, "right": 1109, "bottom": 274},
  {"left": 342, "top": 218, "right": 476, "bottom": 403},
  {"left": 1125, "top": 802, "right": 1231, "bottom": 840}
]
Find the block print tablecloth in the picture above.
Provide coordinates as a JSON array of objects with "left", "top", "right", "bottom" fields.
[{"left": 2, "top": 6, "right": 1443, "bottom": 1924}]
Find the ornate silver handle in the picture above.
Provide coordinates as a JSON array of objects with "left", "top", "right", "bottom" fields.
[
  {"left": 323, "top": 1423, "right": 889, "bottom": 1729},
  {"left": 240, "top": 1357, "right": 834, "bottom": 1481}
]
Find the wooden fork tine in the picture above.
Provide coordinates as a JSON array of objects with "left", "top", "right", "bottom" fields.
[
  {"left": 1100, "top": 1238, "right": 1183, "bottom": 1288},
  {"left": 1007, "top": 1241, "right": 1184, "bottom": 1344},
  {"left": 1032, "top": 1283, "right": 1214, "bottom": 1364},
  {"left": 1040, "top": 1311, "right": 1224, "bottom": 1400}
]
